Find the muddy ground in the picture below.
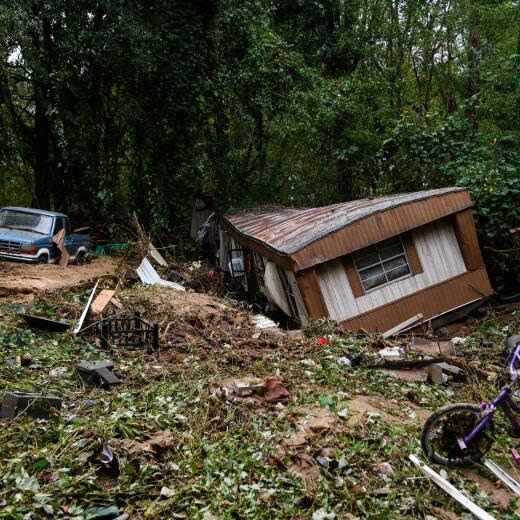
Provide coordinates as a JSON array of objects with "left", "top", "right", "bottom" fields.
[
  {"left": 0, "top": 257, "right": 118, "bottom": 300},
  {"left": 1, "top": 259, "right": 520, "bottom": 519}
]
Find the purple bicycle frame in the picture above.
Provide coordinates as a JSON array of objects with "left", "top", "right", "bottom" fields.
[{"left": 460, "top": 344, "right": 520, "bottom": 449}]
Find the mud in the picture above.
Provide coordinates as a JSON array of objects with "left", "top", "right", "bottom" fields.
[
  {"left": 0, "top": 257, "right": 118, "bottom": 300},
  {"left": 347, "top": 394, "right": 431, "bottom": 426}
]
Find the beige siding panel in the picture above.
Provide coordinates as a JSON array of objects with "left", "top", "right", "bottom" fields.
[
  {"left": 264, "top": 262, "right": 291, "bottom": 316},
  {"left": 285, "top": 270, "right": 309, "bottom": 326},
  {"left": 342, "top": 268, "right": 493, "bottom": 332},
  {"left": 317, "top": 259, "right": 357, "bottom": 321},
  {"left": 316, "top": 219, "right": 467, "bottom": 322}
]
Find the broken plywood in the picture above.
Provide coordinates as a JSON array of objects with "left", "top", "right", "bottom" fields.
[
  {"left": 52, "top": 229, "right": 70, "bottom": 268},
  {"left": 382, "top": 313, "right": 423, "bottom": 338},
  {"left": 90, "top": 289, "right": 115, "bottom": 316},
  {"left": 414, "top": 338, "right": 455, "bottom": 356},
  {"left": 148, "top": 243, "right": 168, "bottom": 267},
  {"left": 381, "top": 368, "right": 428, "bottom": 382}
]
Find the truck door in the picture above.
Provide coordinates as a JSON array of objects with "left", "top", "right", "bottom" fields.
[
  {"left": 52, "top": 217, "right": 64, "bottom": 257},
  {"left": 62, "top": 217, "right": 77, "bottom": 255}
]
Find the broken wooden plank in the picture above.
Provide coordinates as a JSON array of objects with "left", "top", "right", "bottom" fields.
[
  {"left": 381, "top": 368, "right": 428, "bottom": 382},
  {"left": 367, "top": 357, "right": 446, "bottom": 370},
  {"left": 90, "top": 289, "right": 115, "bottom": 316},
  {"left": 368, "top": 355, "right": 495, "bottom": 380},
  {"left": 111, "top": 297, "right": 123, "bottom": 309},
  {"left": 148, "top": 243, "right": 168, "bottom": 267},
  {"left": 52, "top": 229, "right": 70, "bottom": 268},
  {"left": 409, "top": 455, "right": 495, "bottom": 520},
  {"left": 427, "top": 363, "right": 445, "bottom": 384},
  {"left": 74, "top": 280, "right": 99, "bottom": 335},
  {"left": 383, "top": 314, "right": 423, "bottom": 338},
  {"left": 483, "top": 459, "right": 520, "bottom": 497}
]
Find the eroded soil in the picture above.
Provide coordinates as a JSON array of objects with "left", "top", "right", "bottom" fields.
[{"left": 0, "top": 256, "right": 118, "bottom": 300}]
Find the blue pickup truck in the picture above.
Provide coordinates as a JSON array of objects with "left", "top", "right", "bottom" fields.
[{"left": 0, "top": 207, "right": 92, "bottom": 264}]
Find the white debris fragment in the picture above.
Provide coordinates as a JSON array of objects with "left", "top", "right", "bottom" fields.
[
  {"left": 136, "top": 257, "right": 185, "bottom": 291},
  {"left": 379, "top": 347, "right": 404, "bottom": 358},
  {"left": 451, "top": 336, "right": 468, "bottom": 346},
  {"left": 336, "top": 356, "right": 352, "bottom": 367},
  {"left": 312, "top": 508, "right": 336, "bottom": 520}
]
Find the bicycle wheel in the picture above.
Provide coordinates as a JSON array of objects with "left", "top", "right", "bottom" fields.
[{"left": 421, "top": 403, "right": 494, "bottom": 467}]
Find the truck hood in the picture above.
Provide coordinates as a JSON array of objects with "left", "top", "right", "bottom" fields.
[{"left": 0, "top": 228, "right": 46, "bottom": 243}]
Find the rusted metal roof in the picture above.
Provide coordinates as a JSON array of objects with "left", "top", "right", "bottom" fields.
[{"left": 224, "top": 187, "right": 468, "bottom": 258}]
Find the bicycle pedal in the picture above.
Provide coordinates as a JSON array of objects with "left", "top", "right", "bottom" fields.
[{"left": 511, "top": 448, "right": 520, "bottom": 464}]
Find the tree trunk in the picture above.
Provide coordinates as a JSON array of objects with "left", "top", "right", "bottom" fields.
[
  {"left": 468, "top": 0, "right": 480, "bottom": 132},
  {"left": 33, "top": 85, "right": 51, "bottom": 209}
]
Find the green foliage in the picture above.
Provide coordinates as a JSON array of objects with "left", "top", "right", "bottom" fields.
[{"left": 1, "top": 0, "right": 519, "bottom": 278}]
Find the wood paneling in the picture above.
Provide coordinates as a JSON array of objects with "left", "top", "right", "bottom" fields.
[
  {"left": 316, "top": 219, "right": 467, "bottom": 322},
  {"left": 295, "top": 268, "right": 329, "bottom": 319},
  {"left": 453, "top": 209, "right": 485, "bottom": 271},
  {"left": 402, "top": 233, "right": 423, "bottom": 275},
  {"left": 341, "top": 268, "right": 493, "bottom": 332},
  {"left": 343, "top": 255, "right": 364, "bottom": 297},
  {"left": 316, "top": 259, "right": 354, "bottom": 321}
]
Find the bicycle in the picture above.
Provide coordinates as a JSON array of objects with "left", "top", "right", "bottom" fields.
[{"left": 421, "top": 334, "right": 520, "bottom": 467}]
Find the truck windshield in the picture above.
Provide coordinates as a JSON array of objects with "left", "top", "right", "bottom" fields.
[{"left": 0, "top": 210, "right": 54, "bottom": 235}]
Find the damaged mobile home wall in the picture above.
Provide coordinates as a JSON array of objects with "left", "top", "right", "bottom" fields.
[{"left": 221, "top": 187, "right": 493, "bottom": 332}]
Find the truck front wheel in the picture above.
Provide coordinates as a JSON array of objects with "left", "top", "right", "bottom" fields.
[{"left": 37, "top": 254, "right": 49, "bottom": 264}]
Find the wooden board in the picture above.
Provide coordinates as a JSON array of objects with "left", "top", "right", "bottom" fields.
[
  {"left": 74, "top": 280, "right": 99, "bottom": 335},
  {"left": 52, "top": 229, "right": 70, "bottom": 268},
  {"left": 409, "top": 455, "right": 495, "bottom": 520},
  {"left": 90, "top": 289, "right": 115, "bottom": 316},
  {"left": 383, "top": 313, "right": 423, "bottom": 338},
  {"left": 149, "top": 243, "right": 168, "bottom": 267}
]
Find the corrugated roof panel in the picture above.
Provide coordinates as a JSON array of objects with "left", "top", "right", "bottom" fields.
[{"left": 224, "top": 187, "right": 466, "bottom": 256}]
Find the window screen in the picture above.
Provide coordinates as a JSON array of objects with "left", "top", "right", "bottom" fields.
[{"left": 352, "top": 236, "right": 411, "bottom": 292}]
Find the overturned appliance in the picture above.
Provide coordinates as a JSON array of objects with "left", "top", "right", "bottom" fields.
[
  {"left": 220, "top": 188, "right": 493, "bottom": 333},
  {"left": 98, "top": 313, "right": 159, "bottom": 351}
]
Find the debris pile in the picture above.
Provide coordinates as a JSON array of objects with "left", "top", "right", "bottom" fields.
[{"left": 1, "top": 263, "right": 520, "bottom": 518}]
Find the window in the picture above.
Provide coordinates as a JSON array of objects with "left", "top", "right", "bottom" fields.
[
  {"left": 53, "top": 217, "right": 63, "bottom": 236},
  {"left": 352, "top": 236, "right": 411, "bottom": 292},
  {"left": 0, "top": 209, "right": 53, "bottom": 235}
]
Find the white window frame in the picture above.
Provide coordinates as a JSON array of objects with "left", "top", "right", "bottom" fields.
[{"left": 353, "top": 236, "right": 412, "bottom": 293}]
